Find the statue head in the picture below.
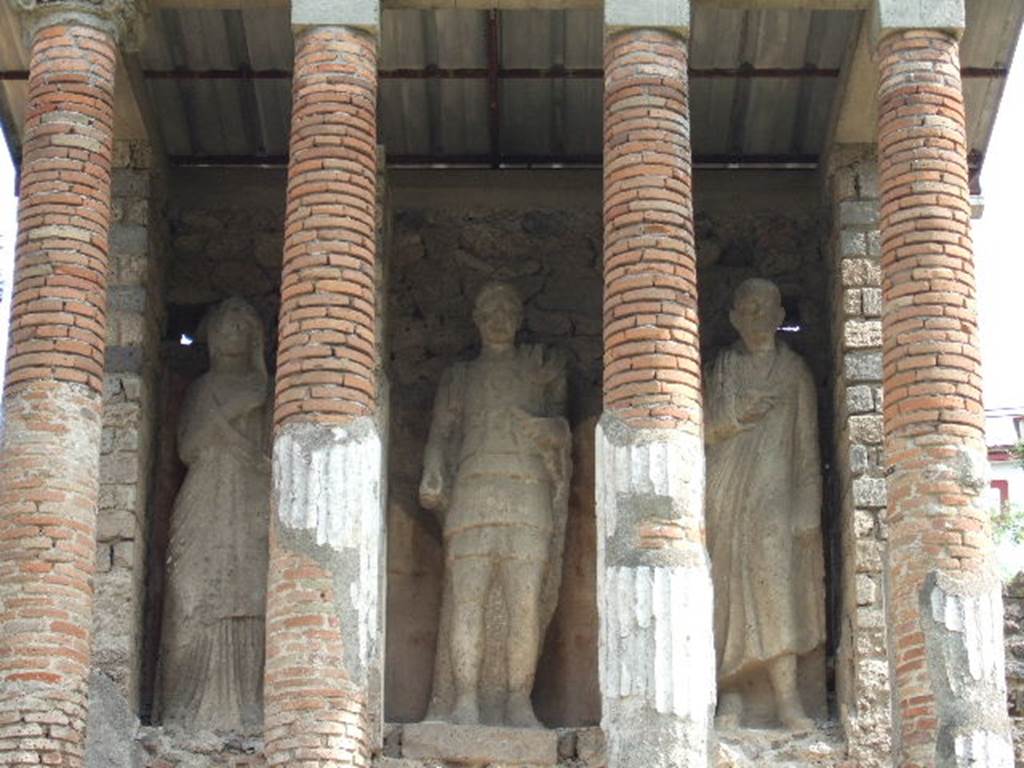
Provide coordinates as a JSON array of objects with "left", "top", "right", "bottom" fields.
[
  {"left": 473, "top": 282, "right": 523, "bottom": 348},
  {"left": 729, "top": 278, "right": 785, "bottom": 353},
  {"left": 203, "top": 297, "right": 268, "bottom": 379}
]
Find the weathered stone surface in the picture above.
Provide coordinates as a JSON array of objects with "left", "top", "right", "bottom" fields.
[
  {"left": 85, "top": 671, "right": 142, "bottom": 768},
  {"left": 873, "top": 0, "right": 965, "bottom": 38},
  {"left": 163, "top": 169, "right": 830, "bottom": 729},
  {"left": 137, "top": 726, "right": 265, "bottom": 768},
  {"left": 291, "top": 0, "right": 379, "bottom": 32},
  {"left": 604, "top": 0, "right": 689, "bottom": 35},
  {"left": 596, "top": 417, "right": 714, "bottom": 767},
  {"left": 920, "top": 571, "right": 1014, "bottom": 765},
  {"left": 402, "top": 723, "right": 558, "bottom": 766},
  {"left": 419, "top": 283, "right": 571, "bottom": 729},
  {"left": 1004, "top": 573, "right": 1024, "bottom": 763},
  {"left": 705, "top": 278, "right": 825, "bottom": 730},
  {"left": 715, "top": 722, "right": 846, "bottom": 767},
  {"left": 158, "top": 299, "right": 271, "bottom": 733},
  {"left": 827, "top": 147, "right": 891, "bottom": 767}
]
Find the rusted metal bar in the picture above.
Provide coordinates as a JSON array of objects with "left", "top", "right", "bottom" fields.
[
  {"left": 0, "top": 65, "right": 1009, "bottom": 82},
  {"left": 486, "top": 10, "right": 501, "bottom": 169},
  {"left": 166, "top": 151, "right": 828, "bottom": 168}
]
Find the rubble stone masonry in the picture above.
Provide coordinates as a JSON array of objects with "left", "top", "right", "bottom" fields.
[
  {"left": 0, "top": 18, "right": 117, "bottom": 767},
  {"left": 827, "top": 145, "right": 892, "bottom": 767},
  {"left": 87, "top": 139, "right": 165, "bottom": 765}
]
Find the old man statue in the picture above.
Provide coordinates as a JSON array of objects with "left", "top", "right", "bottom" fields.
[
  {"left": 705, "top": 277, "right": 825, "bottom": 731},
  {"left": 158, "top": 297, "right": 271, "bottom": 732},
  {"left": 419, "top": 281, "right": 572, "bottom": 729}
]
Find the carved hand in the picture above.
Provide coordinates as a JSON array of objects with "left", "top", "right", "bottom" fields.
[
  {"left": 419, "top": 467, "right": 448, "bottom": 511},
  {"left": 736, "top": 391, "right": 777, "bottom": 424}
]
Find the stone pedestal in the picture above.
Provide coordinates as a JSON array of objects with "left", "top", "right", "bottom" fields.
[{"left": 402, "top": 723, "right": 558, "bottom": 766}]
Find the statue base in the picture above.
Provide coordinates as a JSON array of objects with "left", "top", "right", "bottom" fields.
[{"left": 402, "top": 722, "right": 558, "bottom": 766}]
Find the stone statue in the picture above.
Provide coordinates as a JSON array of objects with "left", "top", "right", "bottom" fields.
[
  {"left": 158, "top": 297, "right": 271, "bottom": 733},
  {"left": 419, "top": 282, "right": 572, "bottom": 729},
  {"left": 704, "top": 278, "right": 825, "bottom": 731}
]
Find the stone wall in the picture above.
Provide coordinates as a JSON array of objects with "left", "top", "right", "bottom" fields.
[
  {"left": 87, "top": 139, "right": 167, "bottom": 768},
  {"left": 149, "top": 166, "right": 832, "bottom": 735},
  {"left": 382, "top": 169, "right": 830, "bottom": 726},
  {"left": 826, "top": 145, "right": 891, "bottom": 766},
  {"left": 1006, "top": 572, "right": 1024, "bottom": 763}
]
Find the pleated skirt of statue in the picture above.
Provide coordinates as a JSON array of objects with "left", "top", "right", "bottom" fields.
[{"left": 158, "top": 616, "right": 264, "bottom": 732}]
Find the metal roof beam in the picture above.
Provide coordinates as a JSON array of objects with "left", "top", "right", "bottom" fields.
[{"left": 149, "top": 0, "right": 871, "bottom": 11}]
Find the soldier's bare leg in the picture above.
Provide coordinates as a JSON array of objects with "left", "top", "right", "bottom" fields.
[
  {"left": 450, "top": 555, "right": 494, "bottom": 725},
  {"left": 500, "top": 557, "right": 545, "bottom": 728},
  {"left": 768, "top": 653, "right": 813, "bottom": 731}
]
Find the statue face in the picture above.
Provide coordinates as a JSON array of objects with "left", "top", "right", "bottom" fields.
[
  {"left": 730, "top": 285, "right": 784, "bottom": 350},
  {"left": 474, "top": 294, "right": 522, "bottom": 347},
  {"left": 209, "top": 302, "right": 254, "bottom": 360}
]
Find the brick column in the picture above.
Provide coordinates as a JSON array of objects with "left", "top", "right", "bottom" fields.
[
  {"left": 0, "top": 2, "right": 141, "bottom": 765},
  {"left": 872, "top": 1, "right": 1013, "bottom": 765},
  {"left": 598, "top": 3, "right": 714, "bottom": 766},
  {"left": 262, "top": 3, "right": 384, "bottom": 766}
]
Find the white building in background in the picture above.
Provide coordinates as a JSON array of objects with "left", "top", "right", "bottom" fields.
[
  {"left": 987, "top": 408, "right": 1024, "bottom": 578},
  {"left": 988, "top": 408, "right": 1024, "bottom": 510}
]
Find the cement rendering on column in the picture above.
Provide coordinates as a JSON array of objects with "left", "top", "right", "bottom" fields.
[
  {"left": 596, "top": 414, "right": 714, "bottom": 767},
  {"left": 872, "top": 0, "right": 965, "bottom": 38},
  {"left": 604, "top": 0, "right": 689, "bottom": 35},
  {"left": 273, "top": 417, "right": 384, "bottom": 684},
  {"left": 922, "top": 570, "right": 1014, "bottom": 767}
]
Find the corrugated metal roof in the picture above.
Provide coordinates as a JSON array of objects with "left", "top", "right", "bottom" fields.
[{"left": 1, "top": 1, "right": 1021, "bottom": 168}]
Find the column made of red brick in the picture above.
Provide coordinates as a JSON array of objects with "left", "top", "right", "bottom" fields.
[
  {"left": 877, "top": 28, "right": 1008, "bottom": 766},
  {"left": 0, "top": 16, "right": 117, "bottom": 768},
  {"left": 598, "top": 25, "right": 714, "bottom": 768},
  {"left": 263, "top": 24, "right": 378, "bottom": 768},
  {"left": 603, "top": 29, "right": 700, "bottom": 434}
]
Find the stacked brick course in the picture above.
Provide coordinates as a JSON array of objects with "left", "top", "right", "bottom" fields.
[
  {"left": 598, "top": 22, "right": 715, "bottom": 768},
  {"left": 876, "top": 28, "right": 1007, "bottom": 765},
  {"left": 827, "top": 146, "right": 891, "bottom": 767},
  {"left": 0, "top": 18, "right": 118, "bottom": 766},
  {"left": 263, "top": 24, "right": 380, "bottom": 768},
  {"left": 602, "top": 29, "right": 699, "bottom": 436},
  {"left": 274, "top": 26, "right": 379, "bottom": 430}
]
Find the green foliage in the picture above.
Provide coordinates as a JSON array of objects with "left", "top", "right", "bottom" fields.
[
  {"left": 1014, "top": 439, "right": 1024, "bottom": 471},
  {"left": 993, "top": 501, "right": 1024, "bottom": 546}
]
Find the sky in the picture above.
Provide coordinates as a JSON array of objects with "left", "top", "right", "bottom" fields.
[{"left": 0, "top": 43, "right": 1022, "bottom": 411}]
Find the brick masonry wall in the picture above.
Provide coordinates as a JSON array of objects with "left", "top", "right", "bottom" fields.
[
  {"left": 827, "top": 145, "right": 891, "bottom": 767},
  {"left": 876, "top": 29, "right": 1005, "bottom": 765},
  {"left": 91, "top": 140, "right": 165, "bottom": 716}
]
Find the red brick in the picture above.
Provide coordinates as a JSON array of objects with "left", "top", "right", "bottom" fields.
[{"left": 603, "top": 29, "right": 700, "bottom": 433}]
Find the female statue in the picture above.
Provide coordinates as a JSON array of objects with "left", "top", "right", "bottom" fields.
[{"left": 158, "top": 297, "right": 271, "bottom": 732}]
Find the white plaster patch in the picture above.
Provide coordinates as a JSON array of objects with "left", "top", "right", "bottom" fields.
[
  {"left": 601, "top": 564, "right": 714, "bottom": 721},
  {"left": 595, "top": 418, "right": 704, "bottom": 546},
  {"left": 273, "top": 418, "right": 383, "bottom": 675},
  {"left": 928, "top": 579, "right": 1005, "bottom": 688},
  {"left": 952, "top": 729, "right": 1014, "bottom": 767},
  {"left": 595, "top": 416, "right": 715, "bottom": 765}
]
